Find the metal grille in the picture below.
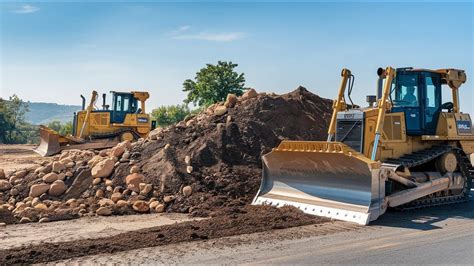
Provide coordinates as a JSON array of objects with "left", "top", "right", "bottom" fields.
[{"left": 335, "top": 120, "right": 363, "bottom": 152}]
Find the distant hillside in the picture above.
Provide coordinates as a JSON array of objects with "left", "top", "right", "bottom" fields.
[{"left": 25, "top": 102, "right": 81, "bottom": 125}]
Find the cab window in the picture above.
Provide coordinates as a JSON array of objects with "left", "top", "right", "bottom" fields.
[{"left": 391, "top": 74, "right": 419, "bottom": 107}]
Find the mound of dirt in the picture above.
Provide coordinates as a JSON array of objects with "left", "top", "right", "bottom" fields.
[
  {"left": 0, "top": 205, "right": 327, "bottom": 264},
  {"left": 114, "top": 86, "right": 332, "bottom": 216},
  {"left": 0, "top": 87, "right": 332, "bottom": 223}
]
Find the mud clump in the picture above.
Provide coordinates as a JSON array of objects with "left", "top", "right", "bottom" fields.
[{"left": 0, "top": 205, "right": 327, "bottom": 264}]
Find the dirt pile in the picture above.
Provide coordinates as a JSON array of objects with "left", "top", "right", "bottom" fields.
[{"left": 0, "top": 87, "right": 333, "bottom": 223}]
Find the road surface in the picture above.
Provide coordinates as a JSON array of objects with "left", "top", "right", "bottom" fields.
[{"left": 61, "top": 191, "right": 474, "bottom": 264}]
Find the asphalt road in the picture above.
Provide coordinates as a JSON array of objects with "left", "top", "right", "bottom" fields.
[{"left": 61, "top": 191, "right": 474, "bottom": 264}]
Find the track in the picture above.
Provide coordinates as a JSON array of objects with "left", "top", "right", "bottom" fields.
[{"left": 382, "top": 145, "right": 472, "bottom": 210}]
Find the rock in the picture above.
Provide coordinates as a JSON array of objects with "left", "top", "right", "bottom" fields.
[
  {"left": 0, "top": 180, "right": 11, "bottom": 192},
  {"left": 224, "top": 93, "right": 238, "bottom": 108},
  {"left": 184, "top": 156, "right": 191, "bottom": 166},
  {"left": 95, "top": 189, "right": 104, "bottom": 198},
  {"left": 164, "top": 143, "right": 170, "bottom": 150},
  {"left": 182, "top": 185, "right": 193, "bottom": 197},
  {"left": 93, "top": 178, "right": 101, "bottom": 185},
  {"left": 98, "top": 198, "right": 114, "bottom": 207},
  {"left": 64, "top": 168, "right": 92, "bottom": 200},
  {"left": 214, "top": 105, "right": 227, "bottom": 116},
  {"left": 99, "top": 150, "right": 109, "bottom": 157},
  {"left": 125, "top": 173, "right": 144, "bottom": 192},
  {"left": 42, "top": 173, "right": 58, "bottom": 183},
  {"left": 113, "top": 186, "right": 123, "bottom": 193},
  {"left": 58, "top": 173, "right": 66, "bottom": 181},
  {"left": 163, "top": 195, "right": 174, "bottom": 203},
  {"left": 65, "top": 162, "right": 75, "bottom": 168},
  {"left": 34, "top": 203, "right": 48, "bottom": 210},
  {"left": 29, "top": 183, "right": 50, "bottom": 198},
  {"left": 65, "top": 171, "right": 73, "bottom": 177},
  {"left": 130, "top": 166, "right": 140, "bottom": 174},
  {"left": 122, "top": 151, "right": 130, "bottom": 160},
  {"left": 10, "top": 188, "right": 19, "bottom": 196},
  {"left": 39, "top": 217, "right": 50, "bottom": 223},
  {"left": 52, "top": 162, "right": 65, "bottom": 173},
  {"left": 111, "top": 145, "right": 125, "bottom": 158},
  {"left": 149, "top": 201, "right": 160, "bottom": 209},
  {"left": 241, "top": 88, "right": 258, "bottom": 100},
  {"left": 39, "top": 164, "right": 52, "bottom": 174},
  {"left": 132, "top": 200, "right": 149, "bottom": 213},
  {"left": 140, "top": 184, "right": 153, "bottom": 195},
  {"left": 15, "top": 170, "right": 28, "bottom": 179},
  {"left": 106, "top": 185, "right": 113, "bottom": 192},
  {"left": 96, "top": 206, "right": 112, "bottom": 216},
  {"left": 104, "top": 179, "right": 113, "bottom": 186},
  {"left": 0, "top": 222, "right": 6, "bottom": 227},
  {"left": 116, "top": 200, "right": 128, "bottom": 208},
  {"left": 155, "top": 204, "right": 165, "bottom": 213},
  {"left": 110, "top": 192, "right": 122, "bottom": 203},
  {"left": 91, "top": 159, "right": 115, "bottom": 178},
  {"left": 186, "top": 166, "right": 193, "bottom": 174},
  {"left": 49, "top": 180, "right": 67, "bottom": 196},
  {"left": 0, "top": 168, "right": 5, "bottom": 179},
  {"left": 31, "top": 197, "right": 40, "bottom": 206},
  {"left": 20, "top": 217, "right": 31, "bottom": 224}
]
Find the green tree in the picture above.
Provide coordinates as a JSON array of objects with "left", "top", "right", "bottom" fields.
[
  {"left": 0, "top": 98, "right": 12, "bottom": 143},
  {"left": 151, "top": 104, "right": 191, "bottom": 127},
  {"left": 47, "top": 120, "right": 62, "bottom": 132},
  {"left": 47, "top": 120, "right": 73, "bottom": 135},
  {"left": 183, "top": 61, "right": 246, "bottom": 107},
  {"left": 2, "top": 95, "right": 30, "bottom": 144}
]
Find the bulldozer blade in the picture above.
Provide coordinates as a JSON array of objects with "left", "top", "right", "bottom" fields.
[
  {"left": 34, "top": 126, "right": 61, "bottom": 156},
  {"left": 252, "top": 141, "right": 386, "bottom": 225}
]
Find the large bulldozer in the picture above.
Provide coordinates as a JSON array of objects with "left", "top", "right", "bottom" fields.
[
  {"left": 253, "top": 67, "right": 472, "bottom": 225},
  {"left": 35, "top": 90, "right": 153, "bottom": 156}
]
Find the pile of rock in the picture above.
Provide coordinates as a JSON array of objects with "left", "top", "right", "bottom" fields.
[{"left": 0, "top": 87, "right": 333, "bottom": 224}]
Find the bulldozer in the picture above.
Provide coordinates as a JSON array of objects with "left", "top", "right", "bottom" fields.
[
  {"left": 35, "top": 90, "right": 153, "bottom": 156},
  {"left": 253, "top": 66, "right": 472, "bottom": 225}
]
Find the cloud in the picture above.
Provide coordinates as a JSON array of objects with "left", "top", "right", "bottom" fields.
[
  {"left": 172, "top": 31, "right": 246, "bottom": 42},
  {"left": 11, "top": 4, "right": 40, "bottom": 14},
  {"left": 178, "top": 25, "right": 191, "bottom": 31}
]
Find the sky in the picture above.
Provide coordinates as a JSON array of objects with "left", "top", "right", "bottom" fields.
[{"left": 1, "top": 1, "right": 473, "bottom": 113}]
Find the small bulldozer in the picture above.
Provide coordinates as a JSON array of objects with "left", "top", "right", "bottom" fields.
[
  {"left": 35, "top": 90, "right": 153, "bottom": 156},
  {"left": 253, "top": 67, "right": 472, "bottom": 225}
]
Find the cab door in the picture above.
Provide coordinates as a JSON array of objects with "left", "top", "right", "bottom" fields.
[
  {"left": 111, "top": 93, "right": 131, "bottom": 123},
  {"left": 390, "top": 72, "right": 422, "bottom": 135},
  {"left": 422, "top": 73, "right": 441, "bottom": 135}
]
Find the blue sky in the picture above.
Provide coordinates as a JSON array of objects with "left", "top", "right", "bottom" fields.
[{"left": 1, "top": 1, "right": 473, "bottom": 113}]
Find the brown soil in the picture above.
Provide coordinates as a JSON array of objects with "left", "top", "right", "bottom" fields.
[
  {"left": 0, "top": 205, "right": 328, "bottom": 264},
  {"left": 112, "top": 87, "right": 332, "bottom": 216}
]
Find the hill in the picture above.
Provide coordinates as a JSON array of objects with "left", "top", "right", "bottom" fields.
[{"left": 25, "top": 102, "right": 81, "bottom": 125}]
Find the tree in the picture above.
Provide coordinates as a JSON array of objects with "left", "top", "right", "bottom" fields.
[
  {"left": 1, "top": 95, "right": 30, "bottom": 144},
  {"left": 183, "top": 61, "right": 246, "bottom": 107},
  {"left": 151, "top": 104, "right": 191, "bottom": 127}
]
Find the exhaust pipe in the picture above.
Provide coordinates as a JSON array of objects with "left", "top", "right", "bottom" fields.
[
  {"left": 80, "top": 95, "right": 86, "bottom": 110},
  {"left": 102, "top": 93, "right": 107, "bottom": 110},
  {"left": 376, "top": 67, "right": 386, "bottom": 99}
]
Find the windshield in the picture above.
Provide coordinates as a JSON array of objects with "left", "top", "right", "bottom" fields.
[{"left": 390, "top": 73, "right": 419, "bottom": 107}]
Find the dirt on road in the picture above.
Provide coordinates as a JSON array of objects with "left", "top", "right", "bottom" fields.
[
  {"left": 0, "top": 205, "right": 327, "bottom": 264},
  {"left": 0, "top": 145, "right": 49, "bottom": 174}
]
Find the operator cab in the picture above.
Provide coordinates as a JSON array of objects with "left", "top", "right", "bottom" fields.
[
  {"left": 390, "top": 68, "right": 443, "bottom": 136},
  {"left": 111, "top": 92, "right": 139, "bottom": 123}
]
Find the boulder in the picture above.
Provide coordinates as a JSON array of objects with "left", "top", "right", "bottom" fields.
[
  {"left": 116, "top": 200, "right": 128, "bottom": 208},
  {"left": 132, "top": 200, "right": 149, "bottom": 213},
  {"left": 29, "top": 183, "right": 50, "bottom": 198},
  {"left": 98, "top": 198, "right": 114, "bottom": 207},
  {"left": 140, "top": 184, "right": 153, "bottom": 195},
  {"left": 42, "top": 173, "right": 58, "bottom": 183},
  {"left": 110, "top": 192, "right": 122, "bottom": 203},
  {"left": 224, "top": 93, "right": 238, "bottom": 108},
  {"left": 52, "top": 162, "right": 65, "bottom": 173},
  {"left": 49, "top": 180, "right": 67, "bottom": 196},
  {"left": 214, "top": 105, "right": 227, "bottom": 116},
  {"left": 91, "top": 159, "right": 115, "bottom": 178},
  {"left": 104, "top": 179, "right": 113, "bottom": 186},
  {"left": 38, "top": 217, "right": 50, "bottom": 223},
  {"left": 34, "top": 203, "right": 48, "bottom": 210},
  {"left": 182, "top": 185, "right": 193, "bottom": 197},
  {"left": 96, "top": 206, "right": 112, "bottom": 216},
  {"left": 95, "top": 189, "right": 105, "bottom": 198},
  {"left": 110, "top": 145, "right": 125, "bottom": 158},
  {"left": 149, "top": 201, "right": 160, "bottom": 209},
  {"left": 0, "top": 180, "right": 11, "bottom": 192},
  {"left": 130, "top": 166, "right": 140, "bottom": 174},
  {"left": 163, "top": 195, "right": 175, "bottom": 203},
  {"left": 241, "top": 88, "right": 258, "bottom": 100},
  {"left": 155, "top": 204, "right": 165, "bottom": 213},
  {"left": 20, "top": 217, "right": 32, "bottom": 224},
  {"left": 0, "top": 168, "right": 5, "bottom": 179},
  {"left": 92, "top": 178, "right": 101, "bottom": 185},
  {"left": 15, "top": 170, "right": 28, "bottom": 179},
  {"left": 125, "top": 173, "right": 144, "bottom": 192},
  {"left": 63, "top": 168, "right": 92, "bottom": 200}
]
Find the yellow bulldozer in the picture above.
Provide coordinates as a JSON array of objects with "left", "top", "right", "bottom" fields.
[
  {"left": 253, "top": 67, "right": 472, "bottom": 225},
  {"left": 35, "top": 90, "right": 154, "bottom": 156}
]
